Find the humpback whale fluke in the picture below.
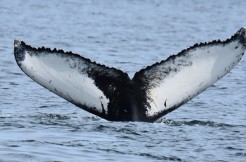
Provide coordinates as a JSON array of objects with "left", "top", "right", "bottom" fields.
[{"left": 14, "top": 28, "right": 246, "bottom": 122}]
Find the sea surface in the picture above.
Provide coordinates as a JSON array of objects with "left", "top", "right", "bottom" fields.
[{"left": 0, "top": 0, "right": 246, "bottom": 161}]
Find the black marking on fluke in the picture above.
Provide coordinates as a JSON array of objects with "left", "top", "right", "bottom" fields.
[
  {"left": 164, "top": 99, "right": 167, "bottom": 107},
  {"left": 14, "top": 28, "right": 246, "bottom": 122}
]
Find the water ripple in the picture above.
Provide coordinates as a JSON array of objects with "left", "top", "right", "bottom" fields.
[{"left": 156, "top": 119, "right": 241, "bottom": 127}]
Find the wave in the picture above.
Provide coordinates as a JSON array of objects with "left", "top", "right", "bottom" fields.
[{"left": 156, "top": 118, "right": 238, "bottom": 127}]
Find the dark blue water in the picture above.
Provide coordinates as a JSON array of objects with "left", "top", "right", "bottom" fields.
[{"left": 0, "top": 0, "right": 246, "bottom": 161}]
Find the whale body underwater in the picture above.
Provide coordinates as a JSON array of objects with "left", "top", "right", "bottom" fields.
[{"left": 14, "top": 28, "right": 246, "bottom": 122}]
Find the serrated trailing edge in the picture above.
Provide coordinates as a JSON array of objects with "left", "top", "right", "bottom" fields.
[{"left": 14, "top": 27, "right": 246, "bottom": 122}]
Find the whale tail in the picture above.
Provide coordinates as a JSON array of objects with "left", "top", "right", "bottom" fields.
[{"left": 14, "top": 27, "right": 246, "bottom": 122}]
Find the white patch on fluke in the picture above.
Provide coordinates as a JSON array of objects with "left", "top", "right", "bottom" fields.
[
  {"left": 145, "top": 40, "right": 245, "bottom": 117},
  {"left": 19, "top": 51, "right": 109, "bottom": 114}
]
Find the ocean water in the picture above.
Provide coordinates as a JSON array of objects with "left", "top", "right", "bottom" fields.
[{"left": 0, "top": 0, "right": 246, "bottom": 161}]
